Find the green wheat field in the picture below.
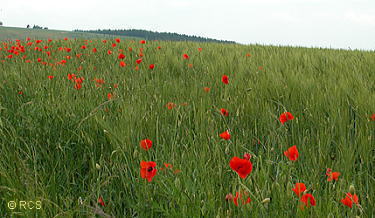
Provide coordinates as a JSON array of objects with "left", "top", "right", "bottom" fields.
[{"left": 0, "top": 29, "right": 374, "bottom": 217}]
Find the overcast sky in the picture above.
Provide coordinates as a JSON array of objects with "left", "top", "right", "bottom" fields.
[{"left": 1, "top": 0, "right": 375, "bottom": 50}]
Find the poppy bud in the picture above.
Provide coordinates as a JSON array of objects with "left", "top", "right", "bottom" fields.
[
  {"left": 133, "top": 150, "right": 139, "bottom": 158},
  {"left": 95, "top": 163, "right": 101, "bottom": 170},
  {"left": 261, "top": 198, "right": 271, "bottom": 204},
  {"left": 349, "top": 185, "right": 355, "bottom": 194},
  {"left": 225, "top": 193, "right": 233, "bottom": 201}
]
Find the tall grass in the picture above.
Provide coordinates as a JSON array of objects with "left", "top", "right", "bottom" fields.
[{"left": 0, "top": 38, "right": 374, "bottom": 217}]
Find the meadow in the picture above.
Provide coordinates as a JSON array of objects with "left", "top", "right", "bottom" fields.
[{"left": 0, "top": 36, "right": 374, "bottom": 217}]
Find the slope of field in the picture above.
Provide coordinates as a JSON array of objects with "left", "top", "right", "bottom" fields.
[
  {"left": 0, "top": 26, "right": 138, "bottom": 41},
  {"left": 0, "top": 38, "right": 374, "bottom": 217}
]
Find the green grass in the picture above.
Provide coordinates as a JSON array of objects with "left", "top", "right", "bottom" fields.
[
  {"left": 0, "top": 37, "right": 374, "bottom": 217},
  {"left": 0, "top": 26, "right": 138, "bottom": 41}
]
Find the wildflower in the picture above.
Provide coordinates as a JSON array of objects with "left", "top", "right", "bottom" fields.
[
  {"left": 279, "top": 112, "right": 294, "bottom": 124},
  {"left": 341, "top": 193, "right": 359, "bottom": 208},
  {"left": 166, "top": 102, "right": 176, "bottom": 110},
  {"left": 98, "top": 196, "right": 105, "bottom": 207},
  {"left": 292, "top": 183, "right": 306, "bottom": 197},
  {"left": 149, "top": 64, "right": 155, "bottom": 70},
  {"left": 220, "top": 108, "right": 229, "bottom": 116},
  {"left": 300, "top": 194, "right": 316, "bottom": 207},
  {"left": 107, "top": 93, "right": 113, "bottom": 100},
  {"left": 284, "top": 145, "right": 299, "bottom": 161},
  {"left": 140, "top": 139, "right": 152, "bottom": 151},
  {"left": 326, "top": 168, "right": 340, "bottom": 181},
  {"left": 120, "top": 61, "right": 126, "bottom": 67},
  {"left": 219, "top": 130, "right": 231, "bottom": 140},
  {"left": 140, "top": 161, "right": 157, "bottom": 182},
  {"left": 222, "top": 75, "right": 229, "bottom": 84},
  {"left": 229, "top": 156, "right": 253, "bottom": 179},
  {"left": 243, "top": 153, "right": 251, "bottom": 160},
  {"left": 118, "top": 53, "right": 125, "bottom": 59}
]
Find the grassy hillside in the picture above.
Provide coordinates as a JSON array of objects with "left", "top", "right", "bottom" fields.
[
  {"left": 0, "top": 26, "right": 137, "bottom": 41},
  {"left": 0, "top": 37, "right": 374, "bottom": 217}
]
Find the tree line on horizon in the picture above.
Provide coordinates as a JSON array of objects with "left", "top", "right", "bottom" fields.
[{"left": 74, "top": 29, "right": 236, "bottom": 44}]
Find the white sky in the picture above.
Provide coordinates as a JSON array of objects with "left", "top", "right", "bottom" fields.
[{"left": 1, "top": 0, "right": 375, "bottom": 50}]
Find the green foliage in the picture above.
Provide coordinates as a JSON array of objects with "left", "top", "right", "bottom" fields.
[
  {"left": 75, "top": 29, "right": 236, "bottom": 43},
  {"left": 0, "top": 38, "right": 374, "bottom": 217}
]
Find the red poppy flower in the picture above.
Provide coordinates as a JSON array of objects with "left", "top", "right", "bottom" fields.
[
  {"left": 203, "top": 87, "right": 210, "bottom": 92},
  {"left": 64, "top": 37, "right": 68, "bottom": 41},
  {"left": 157, "top": 46, "right": 161, "bottom": 49},
  {"left": 115, "top": 38, "right": 121, "bottom": 43},
  {"left": 120, "top": 61, "right": 126, "bottom": 67},
  {"left": 198, "top": 48, "right": 202, "bottom": 52},
  {"left": 371, "top": 114, "right": 375, "bottom": 121},
  {"left": 219, "top": 130, "right": 231, "bottom": 140},
  {"left": 136, "top": 58, "right": 142, "bottom": 64},
  {"left": 326, "top": 168, "right": 340, "bottom": 181},
  {"left": 140, "top": 161, "right": 157, "bottom": 182},
  {"left": 74, "top": 83, "right": 82, "bottom": 90},
  {"left": 284, "top": 145, "right": 299, "bottom": 161},
  {"left": 183, "top": 54, "right": 189, "bottom": 59},
  {"left": 140, "top": 40, "right": 146, "bottom": 44},
  {"left": 112, "top": 43, "right": 117, "bottom": 48},
  {"left": 300, "top": 194, "right": 316, "bottom": 207},
  {"left": 164, "top": 163, "right": 172, "bottom": 168},
  {"left": 279, "top": 112, "right": 294, "bottom": 124},
  {"left": 118, "top": 53, "right": 125, "bottom": 59},
  {"left": 92, "top": 48, "right": 97, "bottom": 53},
  {"left": 140, "top": 139, "right": 152, "bottom": 150},
  {"left": 98, "top": 196, "right": 105, "bottom": 207},
  {"left": 102, "top": 40, "right": 107, "bottom": 43},
  {"left": 81, "top": 45, "right": 86, "bottom": 49},
  {"left": 94, "top": 78, "right": 105, "bottom": 87},
  {"left": 246, "top": 53, "right": 251, "bottom": 57},
  {"left": 166, "top": 102, "right": 176, "bottom": 110},
  {"left": 68, "top": 74, "right": 76, "bottom": 80},
  {"left": 107, "top": 93, "right": 112, "bottom": 100},
  {"left": 220, "top": 108, "right": 229, "bottom": 116},
  {"left": 341, "top": 193, "right": 359, "bottom": 208},
  {"left": 292, "top": 183, "right": 306, "bottom": 197},
  {"left": 222, "top": 75, "right": 229, "bottom": 84},
  {"left": 229, "top": 156, "right": 253, "bottom": 179},
  {"left": 48, "top": 75, "right": 54, "bottom": 80},
  {"left": 149, "top": 64, "right": 155, "bottom": 70}
]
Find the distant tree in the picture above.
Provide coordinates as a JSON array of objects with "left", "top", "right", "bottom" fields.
[
  {"left": 0, "top": 21, "right": 3, "bottom": 26},
  {"left": 33, "top": 25, "right": 43, "bottom": 29},
  {"left": 44, "top": 27, "right": 48, "bottom": 30},
  {"left": 27, "top": 24, "right": 30, "bottom": 28},
  {"left": 74, "top": 28, "right": 235, "bottom": 44}
]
